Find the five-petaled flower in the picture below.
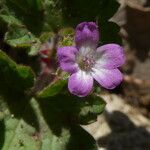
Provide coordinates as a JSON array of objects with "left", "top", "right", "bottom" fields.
[{"left": 57, "top": 22, "right": 125, "bottom": 97}]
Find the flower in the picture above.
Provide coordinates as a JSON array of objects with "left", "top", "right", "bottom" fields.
[
  {"left": 57, "top": 22, "right": 125, "bottom": 97},
  {"left": 39, "top": 38, "right": 56, "bottom": 74}
]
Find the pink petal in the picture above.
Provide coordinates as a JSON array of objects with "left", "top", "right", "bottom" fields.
[
  {"left": 57, "top": 46, "right": 79, "bottom": 73},
  {"left": 75, "top": 22, "right": 99, "bottom": 49},
  {"left": 92, "top": 68, "right": 123, "bottom": 89},
  {"left": 96, "top": 44, "right": 125, "bottom": 69},
  {"left": 68, "top": 70, "right": 93, "bottom": 97}
]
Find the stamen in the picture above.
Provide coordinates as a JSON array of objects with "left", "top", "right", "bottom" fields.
[{"left": 77, "top": 53, "right": 96, "bottom": 71}]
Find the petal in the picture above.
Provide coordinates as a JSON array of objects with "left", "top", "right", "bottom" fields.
[
  {"left": 75, "top": 22, "right": 99, "bottom": 49},
  {"left": 95, "top": 44, "right": 125, "bottom": 69},
  {"left": 68, "top": 70, "right": 93, "bottom": 97},
  {"left": 57, "top": 46, "right": 79, "bottom": 73},
  {"left": 92, "top": 68, "right": 123, "bottom": 89}
]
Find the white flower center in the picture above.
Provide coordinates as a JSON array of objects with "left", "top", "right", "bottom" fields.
[{"left": 76, "top": 47, "right": 96, "bottom": 72}]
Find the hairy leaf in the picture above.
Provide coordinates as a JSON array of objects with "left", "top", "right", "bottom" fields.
[
  {"left": 0, "top": 0, "right": 121, "bottom": 55},
  {"left": 0, "top": 97, "right": 98, "bottom": 150},
  {"left": 5, "top": 25, "right": 40, "bottom": 48},
  {"left": 0, "top": 50, "right": 35, "bottom": 99},
  {"left": 38, "top": 94, "right": 106, "bottom": 125},
  {"left": 37, "top": 79, "right": 67, "bottom": 98}
]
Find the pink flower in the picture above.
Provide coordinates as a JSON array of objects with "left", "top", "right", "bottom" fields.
[
  {"left": 57, "top": 22, "right": 125, "bottom": 97},
  {"left": 39, "top": 39, "right": 55, "bottom": 74}
]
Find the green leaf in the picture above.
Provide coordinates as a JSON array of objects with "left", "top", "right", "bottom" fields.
[
  {"left": 68, "top": 125, "right": 97, "bottom": 150},
  {"left": 0, "top": 14, "right": 22, "bottom": 25},
  {"left": 28, "top": 41, "right": 41, "bottom": 56},
  {"left": 0, "top": 0, "right": 44, "bottom": 33},
  {"left": 38, "top": 94, "right": 106, "bottom": 125},
  {"left": 4, "top": 24, "right": 41, "bottom": 56},
  {"left": 2, "top": 118, "right": 40, "bottom": 150},
  {"left": 0, "top": 97, "right": 41, "bottom": 150},
  {"left": 78, "top": 96, "right": 106, "bottom": 124},
  {"left": 1, "top": 0, "right": 121, "bottom": 55},
  {"left": 5, "top": 25, "right": 40, "bottom": 48},
  {"left": 42, "top": 0, "right": 64, "bottom": 32},
  {"left": 0, "top": 0, "right": 43, "bottom": 54},
  {"left": 0, "top": 0, "right": 66, "bottom": 55},
  {"left": 33, "top": 97, "right": 98, "bottom": 149},
  {"left": 0, "top": 50, "right": 35, "bottom": 99},
  {"left": 37, "top": 79, "right": 67, "bottom": 98},
  {"left": 0, "top": 96, "right": 98, "bottom": 150},
  {"left": 100, "top": 21, "right": 121, "bottom": 44}
]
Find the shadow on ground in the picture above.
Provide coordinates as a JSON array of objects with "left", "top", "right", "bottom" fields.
[{"left": 98, "top": 111, "right": 150, "bottom": 150}]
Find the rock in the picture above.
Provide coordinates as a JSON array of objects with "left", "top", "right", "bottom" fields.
[
  {"left": 83, "top": 94, "right": 150, "bottom": 150},
  {"left": 111, "top": 0, "right": 150, "bottom": 110}
]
